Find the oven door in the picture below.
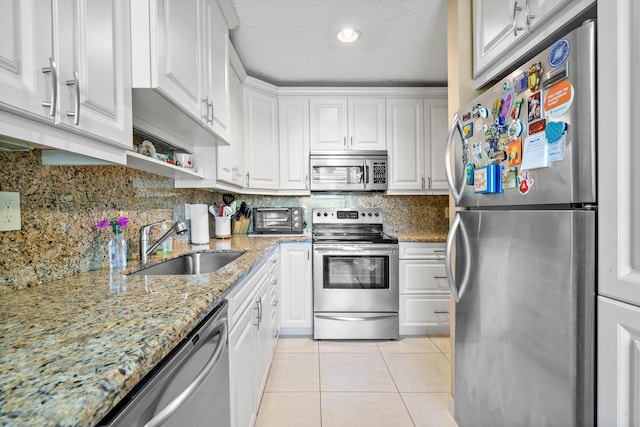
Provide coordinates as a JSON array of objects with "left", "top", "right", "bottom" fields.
[{"left": 313, "top": 243, "right": 399, "bottom": 313}]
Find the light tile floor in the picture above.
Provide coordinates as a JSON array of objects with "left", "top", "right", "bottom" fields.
[{"left": 255, "top": 336, "right": 458, "bottom": 427}]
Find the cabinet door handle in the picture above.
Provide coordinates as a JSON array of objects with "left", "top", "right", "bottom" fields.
[
  {"left": 65, "top": 71, "right": 80, "bottom": 125},
  {"left": 208, "top": 101, "right": 214, "bottom": 124},
  {"left": 201, "top": 97, "right": 208, "bottom": 123},
  {"left": 246, "top": 172, "right": 250, "bottom": 188},
  {"left": 350, "top": 136, "right": 353, "bottom": 148},
  {"left": 343, "top": 136, "right": 347, "bottom": 149},
  {"left": 421, "top": 176, "right": 425, "bottom": 189},
  {"left": 434, "top": 310, "right": 450, "bottom": 314},
  {"left": 525, "top": 0, "right": 536, "bottom": 30},
  {"left": 512, "top": 1, "right": 524, "bottom": 36},
  {"left": 41, "top": 57, "right": 57, "bottom": 116}
]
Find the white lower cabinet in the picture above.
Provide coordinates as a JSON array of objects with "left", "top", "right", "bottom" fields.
[
  {"left": 279, "top": 242, "right": 313, "bottom": 336},
  {"left": 227, "top": 248, "right": 279, "bottom": 427},
  {"left": 598, "top": 296, "right": 640, "bottom": 425},
  {"left": 399, "top": 242, "right": 449, "bottom": 335}
]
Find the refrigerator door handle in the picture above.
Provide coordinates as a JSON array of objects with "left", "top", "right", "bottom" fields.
[
  {"left": 445, "top": 212, "right": 470, "bottom": 303},
  {"left": 445, "top": 113, "right": 464, "bottom": 205}
]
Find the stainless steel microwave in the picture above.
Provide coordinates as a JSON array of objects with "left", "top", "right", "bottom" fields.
[
  {"left": 253, "top": 207, "right": 304, "bottom": 234},
  {"left": 309, "top": 150, "right": 388, "bottom": 192}
]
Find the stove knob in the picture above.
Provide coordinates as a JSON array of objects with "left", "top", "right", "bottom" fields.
[
  {"left": 361, "top": 212, "right": 365, "bottom": 217},
  {"left": 316, "top": 212, "right": 321, "bottom": 217},
  {"left": 368, "top": 212, "right": 372, "bottom": 217},
  {"left": 323, "top": 212, "right": 328, "bottom": 217},
  {"left": 374, "top": 212, "right": 379, "bottom": 217}
]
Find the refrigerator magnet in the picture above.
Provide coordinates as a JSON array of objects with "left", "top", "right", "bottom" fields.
[
  {"left": 474, "top": 164, "right": 503, "bottom": 194},
  {"left": 462, "top": 122, "right": 474, "bottom": 139},
  {"left": 521, "top": 134, "right": 549, "bottom": 170},
  {"left": 544, "top": 81, "right": 574, "bottom": 118},
  {"left": 508, "top": 119, "right": 524, "bottom": 139},
  {"left": 527, "top": 92, "right": 542, "bottom": 122},
  {"left": 513, "top": 72, "right": 528, "bottom": 94},
  {"left": 548, "top": 134, "right": 567, "bottom": 162},
  {"left": 527, "top": 62, "right": 544, "bottom": 92},
  {"left": 473, "top": 166, "right": 491, "bottom": 193},
  {"left": 511, "top": 98, "right": 524, "bottom": 120},
  {"left": 507, "top": 138, "right": 523, "bottom": 166},
  {"left": 465, "top": 163, "right": 475, "bottom": 185},
  {"left": 529, "top": 119, "right": 546, "bottom": 135},
  {"left": 518, "top": 170, "right": 534, "bottom": 195},
  {"left": 548, "top": 38, "right": 570, "bottom": 68},
  {"left": 545, "top": 121, "right": 567, "bottom": 143},
  {"left": 503, "top": 167, "right": 518, "bottom": 189}
]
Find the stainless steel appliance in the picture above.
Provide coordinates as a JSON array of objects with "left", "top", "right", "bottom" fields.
[
  {"left": 445, "top": 21, "right": 596, "bottom": 427},
  {"left": 312, "top": 208, "right": 399, "bottom": 339},
  {"left": 252, "top": 207, "right": 304, "bottom": 234},
  {"left": 100, "top": 300, "right": 230, "bottom": 427},
  {"left": 309, "top": 150, "right": 388, "bottom": 192}
]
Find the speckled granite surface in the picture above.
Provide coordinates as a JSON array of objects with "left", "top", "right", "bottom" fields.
[
  {"left": 1, "top": 150, "right": 448, "bottom": 294},
  {"left": 392, "top": 232, "right": 448, "bottom": 243},
  {"left": 0, "top": 235, "right": 306, "bottom": 427}
]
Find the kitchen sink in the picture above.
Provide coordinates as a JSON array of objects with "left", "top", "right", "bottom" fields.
[{"left": 128, "top": 250, "right": 245, "bottom": 276}]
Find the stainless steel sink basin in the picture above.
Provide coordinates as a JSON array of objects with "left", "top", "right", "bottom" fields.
[{"left": 128, "top": 250, "right": 245, "bottom": 276}]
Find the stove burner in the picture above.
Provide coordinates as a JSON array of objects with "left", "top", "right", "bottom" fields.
[{"left": 311, "top": 208, "right": 397, "bottom": 244}]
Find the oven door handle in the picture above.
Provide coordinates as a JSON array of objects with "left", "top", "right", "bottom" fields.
[
  {"left": 315, "top": 314, "right": 397, "bottom": 322},
  {"left": 313, "top": 245, "right": 398, "bottom": 254}
]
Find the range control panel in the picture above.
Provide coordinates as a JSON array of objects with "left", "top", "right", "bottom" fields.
[{"left": 312, "top": 208, "right": 384, "bottom": 224}]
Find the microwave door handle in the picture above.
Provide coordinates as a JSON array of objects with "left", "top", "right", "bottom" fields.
[{"left": 363, "top": 162, "right": 367, "bottom": 189}]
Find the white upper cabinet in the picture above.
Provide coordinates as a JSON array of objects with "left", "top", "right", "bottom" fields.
[
  {"left": 473, "top": 0, "right": 525, "bottom": 81},
  {"left": 55, "top": 0, "right": 132, "bottom": 145},
  {"left": 278, "top": 97, "right": 310, "bottom": 192},
  {"left": 309, "top": 97, "right": 386, "bottom": 151},
  {"left": 0, "top": 0, "right": 53, "bottom": 121},
  {"left": 131, "top": 0, "right": 237, "bottom": 146},
  {"left": 216, "top": 60, "right": 244, "bottom": 187},
  {"left": 243, "top": 82, "right": 279, "bottom": 191},
  {"left": 387, "top": 91, "right": 448, "bottom": 194},
  {"left": 473, "top": 0, "right": 595, "bottom": 88},
  {"left": 387, "top": 98, "right": 425, "bottom": 192},
  {"left": 202, "top": 0, "right": 231, "bottom": 142},
  {"left": 0, "top": 0, "right": 132, "bottom": 158},
  {"left": 425, "top": 98, "right": 449, "bottom": 191}
]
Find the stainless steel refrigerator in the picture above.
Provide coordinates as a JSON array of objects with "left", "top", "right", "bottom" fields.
[{"left": 444, "top": 21, "right": 596, "bottom": 427}]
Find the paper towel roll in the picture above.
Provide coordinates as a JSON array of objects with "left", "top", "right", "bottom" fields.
[{"left": 190, "top": 204, "right": 210, "bottom": 244}]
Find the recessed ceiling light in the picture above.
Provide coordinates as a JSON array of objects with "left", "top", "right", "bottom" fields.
[{"left": 336, "top": 28, "right": 360, "bottom": 43}]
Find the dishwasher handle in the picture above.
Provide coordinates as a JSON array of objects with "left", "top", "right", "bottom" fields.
[{"left": 144, "top": 321, "right": 228, "bottom": 427}]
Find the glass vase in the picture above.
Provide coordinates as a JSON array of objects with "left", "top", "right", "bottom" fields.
[{"left": 109, "top": 231, "right": 127, "bottom": 270}]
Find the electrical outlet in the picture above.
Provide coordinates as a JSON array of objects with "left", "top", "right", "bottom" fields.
[
  {"left": 0, "top": 192, "right": 21, "bottom": 231},
  {"left": 444, "top": 207, "right": 449, "bottom": 219}
]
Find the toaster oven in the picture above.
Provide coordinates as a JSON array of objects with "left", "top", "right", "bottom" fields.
[{"left": 253, "top": 208, "right": 304, "bottom": 234}]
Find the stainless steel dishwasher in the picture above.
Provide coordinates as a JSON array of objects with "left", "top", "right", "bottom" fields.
[{"left": 99, "top": 300, "right": 230, "bottom": 427}]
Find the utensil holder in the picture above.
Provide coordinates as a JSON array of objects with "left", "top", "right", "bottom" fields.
[{"left": 215, "top": 216, "right": 231, "bottom": 238}]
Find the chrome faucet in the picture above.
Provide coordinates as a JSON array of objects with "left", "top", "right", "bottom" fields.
[{"left": 139, "top": 220, "right": 188, "bottom": 264}]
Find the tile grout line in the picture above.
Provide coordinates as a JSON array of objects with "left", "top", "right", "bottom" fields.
[{"left": 378, "top": 341, "right": 419, "bottom": 427}]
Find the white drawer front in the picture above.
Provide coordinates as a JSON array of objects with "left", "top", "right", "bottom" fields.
[
  {"left": 399, "top": 242, "right": 446, "bottom": 259},
  {"left": 399, "top": 295, "right": 450, "bottom": 335},
  {"left": 400, "top": 260, "right": 448, "bottom": 293}
]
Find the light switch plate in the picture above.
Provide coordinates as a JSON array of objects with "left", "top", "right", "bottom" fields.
[{"left": 0, "top": 192, "right": 21, "bottom": 231}]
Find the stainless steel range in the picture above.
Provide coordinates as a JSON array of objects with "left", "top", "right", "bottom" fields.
[{"left": 312, "top": 208, "right": 399, "bottom": 340}]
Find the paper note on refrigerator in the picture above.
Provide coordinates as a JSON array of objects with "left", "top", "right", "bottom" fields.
[{"left": 521, "top": 134, "right": 548, "bottom": 170}]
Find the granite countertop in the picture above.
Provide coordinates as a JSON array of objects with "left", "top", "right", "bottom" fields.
[
  {"left": 0, "top": 234, "right": 309, "bottom": 427},
  {"left": 391, "top": 232, "right": 447, "bottom": 243}
]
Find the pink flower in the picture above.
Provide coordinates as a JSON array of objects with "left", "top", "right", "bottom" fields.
[{"left": 95, "top": 216, "right": 129, "bottom": 233}]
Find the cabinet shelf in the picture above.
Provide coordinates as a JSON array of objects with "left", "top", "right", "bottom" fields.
[{"left": 126, "top": 151, "right": 204, "bottom": 180}]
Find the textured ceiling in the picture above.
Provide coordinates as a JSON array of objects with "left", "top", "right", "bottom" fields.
[{"left": 229, "top": 0, "right": 448, "bottom": 87}]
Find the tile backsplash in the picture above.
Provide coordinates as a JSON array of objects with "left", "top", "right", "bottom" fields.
[{"left": 0, "top": 150, "right": 448, "bottom": 293}]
